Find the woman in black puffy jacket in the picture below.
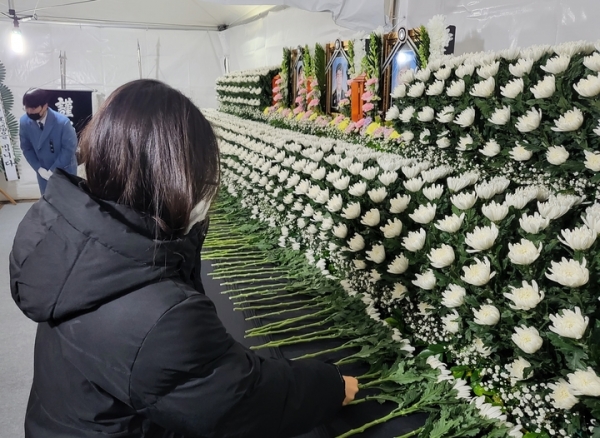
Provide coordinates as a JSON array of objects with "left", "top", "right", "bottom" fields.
[{"left": 10, "top": 79, "right": 358, "bottom": 438}]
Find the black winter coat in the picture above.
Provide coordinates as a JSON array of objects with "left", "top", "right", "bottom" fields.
[{"left": 10, "top": 172, "right": 344, "bottom": 438}]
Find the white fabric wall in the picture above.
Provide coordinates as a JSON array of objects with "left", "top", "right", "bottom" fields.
[
  {"left": 397, "top": 0, "right": 600, "bottom": 54},
  {"left": 0, "top": 22, "right": 224, "bottom": 201},
  {"left": 222, "top": 8, "right": 358, "bottom": 71}
]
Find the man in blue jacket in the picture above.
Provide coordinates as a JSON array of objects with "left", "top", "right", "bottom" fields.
[{"left": 19, "top": 89, "right": 78, "bottom": 194}]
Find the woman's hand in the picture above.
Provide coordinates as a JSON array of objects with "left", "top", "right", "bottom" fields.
[{"left": 342, "top": 376, "right": 359, "bottom": 405}]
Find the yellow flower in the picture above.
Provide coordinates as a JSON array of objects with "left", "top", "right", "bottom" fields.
[
  {"left": 277, "top": 107, "right": 284, "bottom": 113},
  {"left": 263, "top": 107, "right": 270, "bottom": 115},
  {"left": 338, "top": 120, "right": 350, "bottom": 131},
  {"left": 389, "top": 130, "right": 401, "bottom": 139},
  {"left": 287, "top": 111, "right": 295, "bottom": 119},
  {"left": 309, "top": 112, "right": 319, "bottom": 121},
  {"left": 365, "top": 122, "right": 381, "bottom": 136},
  {"left": 295, "top": 112, "right": 305, "bottom": 121}
]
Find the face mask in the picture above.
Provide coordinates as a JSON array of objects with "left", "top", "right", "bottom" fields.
[{"left": 27, "top": 113, "right": 42, "bottom": 121}]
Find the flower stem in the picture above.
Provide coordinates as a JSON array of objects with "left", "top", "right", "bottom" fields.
[
  {"left": 335, "top": 406, "right": 421, "bottom": 438},
  {"left": 244, "top": 320, "right": 327, "bottom": 337},
  {"left": 234, "top": 299, "right": 317, "bottom": 311},
  {"left": 245, "top": 303, "right": 322, "bottom": 320},
  {"left": 394, "top": 427, "right": 424, "bottom": 438},
  {"left": 221, "top": 277, "right": 290, "bottom": 286},
  {"left": 250, "top": 332, "right": 340, "bottom": 350},
  {"left": 246, "top": 308, "right": 331, "bottom": 334},
  {"left": 290, "top": 341, "right": 358, "bottom": 360},
  {"left": 232, "top": 290, "right": 308, "bottom": 305},
  {"left": 211, "top": 269, "right": 289, "bottom": 279}
]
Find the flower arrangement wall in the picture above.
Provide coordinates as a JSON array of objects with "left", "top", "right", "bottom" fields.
[
  {"left": 204, "top": 62, "right": 600, "bottom": 437},
  {"left": 216, "top": 66, "right": 279, "bottom": 113},
  {"left": 0, "top": 60, "right": 21, "bottom": 175}
]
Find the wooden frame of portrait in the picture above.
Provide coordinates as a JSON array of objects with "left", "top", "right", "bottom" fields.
[
  {"left": 382, "top": 28, "right": 420, "bottom": 113},
  {"left": 325, "top": 39, "right": 351, "bottom": 115}
]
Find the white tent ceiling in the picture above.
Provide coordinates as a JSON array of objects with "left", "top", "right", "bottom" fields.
[
  {"left": 0, "top": 0, "right": 279, "bottom": 30},
  {"left": 0, "top": 0, "right": 388, "bottom": 31}
]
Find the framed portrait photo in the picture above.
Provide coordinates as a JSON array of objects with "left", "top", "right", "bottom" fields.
[
  {"left": 382, "top": 30, "right": 419, "bottom": 112},
  {"left": 326, "top": 40, "right": 351, "bottom": 114}
]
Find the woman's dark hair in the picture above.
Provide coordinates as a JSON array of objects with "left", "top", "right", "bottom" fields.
[
  {"left": 80, "top": 79, "right": 220, "bottom": 237},
  {"left": 23, "top": 89, "right": 49, "bottom": 108}
]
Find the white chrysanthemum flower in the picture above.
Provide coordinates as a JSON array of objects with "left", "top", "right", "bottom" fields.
[
  {"left": 505, "top": 357, "right": 533, "bottom": 385},
  {"left": 380, "top": 218, "right": 403, "bottom": 239},
  {"left": 574, "top": 73, "right": 600, "bottom": 97},
  {"left": 361, "top": 209, "right": 381, "bottom": 227},
  {"left": 360, "top": 166, "right": 379, "bottom": 180},
  {"left": 546, "top": 257, "right": 589, "bottom": 288},
  {"left": 452, "top": 378, "right": 472, "bottom": 400},
  {"left": 402, "top": 165, "right": 421, "bottom": 179},
  {"left": 435, "top": 213, "right": 465, "bottom": 233},
  {"left": 552, "top": 107, "right": 584, "bottom": 132},
  {"left": 471, "top": 396, "right": 507, "bottom": 422},
  {"left": 501, "top": 78, "right": 524, "bottom": 98},
  {"left": 423, "top": 184, "right": 444, "bottom": 201},
  {"left": 509, "top": 58, "right": 534, "bottom": 77},
  {"left": 347, "top": 233, "right": 365, "bottom": 252},
  {"left": 454, "top": 107, "right": 476, "bottom": 127},
  {"left": 442, "top": 310, "right": 461, "bottom": 333},
  {"left": 352, "top": 259, "right": 367, "bottom": 270},
  {"left": 548, "top": 379, "right": 579, "bottom": 410},
  {"left": 391, "top": 84, "right": 407, "bottom": 98},
  {"left": 341, "top": 202, "right": 361, "bottom": 220},
  {"left": 546, "top": 145, "right": 569, "bottom": 165},
  {"left": 436, "top": 105, "right": 454, "bottom": 123},
  {"left": 402, "top": 228, "right": 426, "bottom": 252},
  {"left": 403, "top": 177, "right": 425, "bottom": 193},
  {"left": 481, "top": 201, "right": 509, "bottom": 222},
  {"left": 407, "top": 81, "right": 426, "bottom": 97},
  {"left": 510, "top": 144, "right": 533, "bottom": 161},
  {"left": 447, "top": 175, "right": 476, "bottom": 192},
  {"left": 390, "top": 194, "right": 411, "bottom": 214},
  {"left": 558, "top": 225, "right": 596, "bottom": 250},
  {"left": 537, "top": 199, "right": 571, "bottom": 220},
  {"left": 488, "top": 105, "right": 511, "bottom": 125},
  {"left": 417, "top": 106, "right": 435, "bottom": 122},
  {"left": 446, "top": 79, "right": 465, "bottom": 97},
  {"left": 332, "top": 224, "right": 348, "bottom": 239},
  {"left": 365, "top": 244, "right": 386, "bottom": 264},
  {"left": 477, "top": 61, "right": 499, "bottom": 79},
  {"left": 436, "top": 136, "right": 451, "bottom": 149},
  {"left": 368, "top": 187, "right": 388, "bottom": 204},
  {"left": 391, "top": 282, "right": 408, "bottom": 300},
  {"left": 415, "top": 68, "right": 431, "bottom": 82},
  {"left": 378, "top": 171, "right": 398, "bottom": 186},
  {"left": 505, "top": 280, "right": 545, "bottom": 311},
  {"left": 508, "top": 239, "right": 542, "bottom": 265},
  {"left": 549, "top": 307, "right": 589, "bottom": 340},
  {"left": 332, "top": 175, "right": 351, "bottom": 191},
  {"left": 456, "top": 134, "right": 474, "bottom": 152},
  {"left": 399, "top": 106, "right": 415, "bottom": 123},
  {"left": 584, "top": 52, "right": 600, "bottom": 71},
  {"left": 473, "top": 304, "right": 500, "bottom": 326},
  {"left": 455, "top": 63, "right": 475, "bottom": 78},
  {"left": 409, "top": 203, "right": 437, "bottom": 224},
  {"left": 348, "top": 181, "right": 367, "bottom": 197},
  {"left": 441, "top": 284, "right": 466, "bottom": 308},
  {"left": 470, "top": 77, "right": 495, "bottom": 97},
  {"left": 567, "top": 367, "right": 600, "bottom": 396},
  {"left": 480, "top": 139, "right": 501, "bottom": 157},
  {"left": 531, "top": 75, "right": 555, "bottom": 99},
  {"left": 412, "top": 269, "right": 437, "bottom": 290},
  {"left": 385, "top": 105, "right": 400, "bottom": 121},
  {"left": 542, "top": 55, "right": 571, "bottom": 74},
  {"left": 465, "top": 224, "right": 498, "bottom": 253},
  {"left": 461, "top": 257, "right": 496, "bottom": 286},
  {"left": 515, "top": 108, "right": 542, "bottom": 132},
  {"left": 584, "top": 150, "right": 600, "bottom": 171},
  {"left": 347, "top": 162, "right": 363, "bottom": 176},
  {"left": 426, "top": 79, "right": 445, "bottom": 96},
  {"left": 512, "top": 325, "right": 543, "bottom": 354},
  {"left": 388, "top": 254, "right": 409, "bottom": 274},
  {"left": 451, "top": 191, "right": 478, "bottom": 210},
  {"left": 434, "top": 66, "right": 452, "bottom": 80},
  {"left": 428, "top": 244, "right": 455, "bottom": 269}
]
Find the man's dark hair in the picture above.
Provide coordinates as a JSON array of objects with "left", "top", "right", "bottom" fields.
[
  {"left": 80, "top": 79, "right": 220, "bottom": 237},
  {"left": 22, "top": 89, "right": 49, "bottom": 108},
  {"left": 336, "top": 63, "right": 343, "bottom": 74}
]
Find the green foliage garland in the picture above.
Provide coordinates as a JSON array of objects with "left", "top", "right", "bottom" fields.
[
  {"left": 303, "top": 45, "right": 314, "bottom": 79},
  {"left": 417, "top": 25, "right": 431, "bottom": 69},
  {"left": 348, "top": 40, "right": 356, "bottom": 77},
  {"left": 281, "top": 47, "right": 292, "bottom": 108},
  {"left": 314, "top": 43, "right": 327, "bottom": 111}
]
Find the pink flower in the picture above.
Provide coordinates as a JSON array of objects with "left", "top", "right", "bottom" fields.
[
  {"left": 282, "top": 108, "right": 291, "bottom": 117},
  {"left": 293, "top": 106, "right": 304, "bottom": 114},
  {"left": 345, "top": 123, "right": 357, "bottom": 134},
  {"left": 355, "top": 118, "right": 367, "bottom": 129},
  {"left": 366, "top": 77, "right": 378, "bottom": 86},
  {"left": 372, "top": 127, "right": 385, "bottom": 138},
  {"left": 383, "top": 127, "right": 395, "bottom": 139},
  {"left": 295, "top": 96, "right": 304, "bottom": 104},
  {"left": 274, "top": 93, "right": 283, "bottom": 101},
  {"left": 273, "top": 86, "right": 281, "bottom": 93},
  {"left": 363, "top": 102, "right": 375, "bottom": 112},
  {"left": 362, "top": 91, "right": 374, "bottom": 102},
  {"left": 275, "top": 78, "right": 282, "bottom": 85},
  {"left": 333, "top": 114, "right": 345, "bottom": 125},
  {"left": 303, "top": 110, "right": 313, "bottom": 119},
  {"left": 345, "top": 91, "right": 352, "bottom": 98},
  {"left": 311, "top": 79, "right": 319, "bottom": 86},
  {"left": 339, "top": 98, "right": 350, "bottom": 107},
  {"left": 308, "top": 98, "right": 320, "bottom": 109},
  {"left": 347, "top": 79, "right": 353, "bottom": 86}
]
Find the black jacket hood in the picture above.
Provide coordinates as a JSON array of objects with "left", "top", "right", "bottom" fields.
[{"left": 10, "top": 171, "right": 206, "bottom": 323}]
